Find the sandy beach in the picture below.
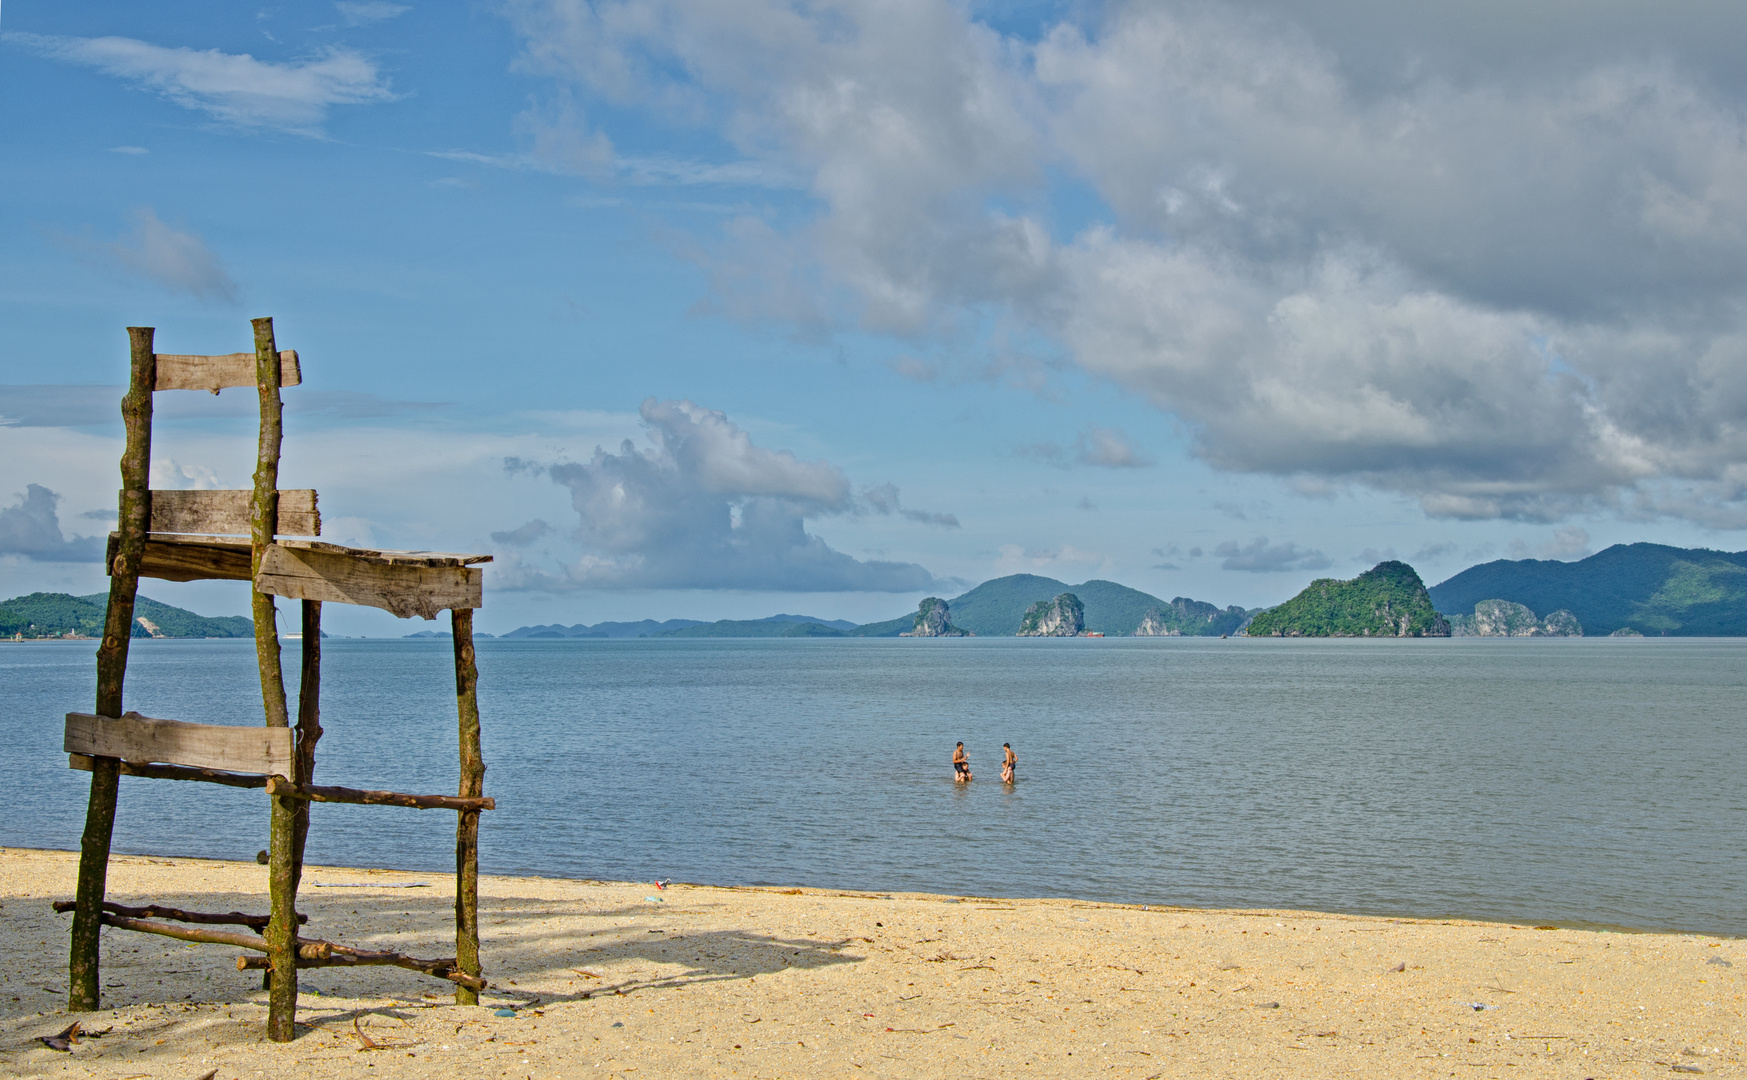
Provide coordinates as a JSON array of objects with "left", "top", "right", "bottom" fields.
[{"left": 0, "top": 847, "right": 1739, "bottom": 1079}]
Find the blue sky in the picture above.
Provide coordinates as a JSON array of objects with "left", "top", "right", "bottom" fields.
[{"left": 4, "top": 0, "right": 1747, "bottom": 635}]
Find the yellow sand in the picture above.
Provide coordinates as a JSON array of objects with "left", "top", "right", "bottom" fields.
[{"left": 0, "top": 847, "right": 1740, "bottom": 1078}]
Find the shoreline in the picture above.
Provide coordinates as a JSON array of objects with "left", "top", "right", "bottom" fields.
[
  {"left": 2, "top": 847, "right": 1741, "bottom": 1078},
  {"left": 9, "top": 842, "right": 1718, "bottom": 942}
]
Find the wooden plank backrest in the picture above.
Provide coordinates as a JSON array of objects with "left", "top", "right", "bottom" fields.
[
  {"left": 65, "top": 712, "right": 293, "bottom": 776},
  {"left": 255, "top": 544, "right": 483, "bottom": 620},
  {"left": 149, "top": 489, "right": 319, "bottom": 537},
  {"left": 154, "top": 351, "right": 300, "bottom": 392}
]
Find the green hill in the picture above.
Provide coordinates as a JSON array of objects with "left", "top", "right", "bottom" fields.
[
  {"left": 1428, "top": 543, "right": 1747, "bottom": 636},
  {"left": 1, "top": 592, "right": 253, "bottom": 639},
  {"left": 116, "top": 594, "right": 253, "bottom": 638},
  {"left": 941, "top": 574, "right": 1073, "bottom": 635},
  {"left": 1246, "top": 561, "right": 1450, "bottom": 637},
  {"left": 844, "top": 614, "right": 915, "bottom": 637},
  {"left": 0, "top": 593, "right": 107, "bottom": 638},
  {"left": 848, "top": 574, "right": 1247, "bottom": 636}
]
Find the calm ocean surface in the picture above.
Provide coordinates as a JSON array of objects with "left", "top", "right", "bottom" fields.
[{"left": 3, "top": 636, "right": 1742, "bottom": 935}]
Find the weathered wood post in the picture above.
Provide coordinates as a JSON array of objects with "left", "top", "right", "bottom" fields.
[
  {"left": 251, "top": 316, "right": 298, "bottom": 1041},
  {"left": 290, "top": 599, "right": 323, "bottom": 890},
  {"left": 452, "top": 607, "right": 484, "bottom": 1004},
  {"left": 69, "top": 326, "right": 155, "bottom": 1012}
]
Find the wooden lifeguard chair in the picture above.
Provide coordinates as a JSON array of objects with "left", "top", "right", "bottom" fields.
[{"left": 61, "top": 319, "right": 494, "bottom": 1040}]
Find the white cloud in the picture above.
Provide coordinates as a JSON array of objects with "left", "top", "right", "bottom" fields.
[
  {"left": 336, "top": 1, "right": 410, "bottom": 26},
  {"left": 1509, "top": 526, "right": 1594, "bottom": 562},
  {"left": 501, "top": 0, "right": 1747, "bottom": 528},
  {"left": 150, "top": 459, "right": 223, "bottom": 490},
  {"left": 1214, "top": 536, "right": 1332, "bottom": 573},
  {"left": 491, "top": 519, "right": 553, "bottom": 546},
  {"left": 992, "top": 543, "right": 1106, "bottom": 576},
  {"left": 1075, "top": 427, "right": 1153, "bottom": 469},
  {"left": 1411, "top": 541, "right": 1459, "bottom": 562},
  {"left": 1019, "top": 426, "right": 1153, "bottom": 469},
  {"left": 516, "top": 398, "right": 945, "bottom": 591},
  {"left": 10, "top": 32, "right": 396, "bottom": 135},
  {"left": 61, "top": 207, "right": 240, "bottom": 302},
  {"left": 860, "top": 482, "right": 960, "bottom": 528}
]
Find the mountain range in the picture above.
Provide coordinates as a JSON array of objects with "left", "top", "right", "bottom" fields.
[
  {"left": 11, "top": 542, "right": 1747, "bottom": 641},
  {"left": 498, "top": 614, "right": 858, "bottom": 639},
  {"left": 498, "top": 543, "right": 1747, "bottom": 639},
  {"left": 1428, "top": 542, "right": 1747, "bottom": 636},
  {"left": 848, "top": 575, "right": 1251, "bottom": 637}
]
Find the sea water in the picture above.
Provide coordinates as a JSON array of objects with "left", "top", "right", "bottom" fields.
[{"left": 2, "top": 636, "right": 1742, "bottom": 935}]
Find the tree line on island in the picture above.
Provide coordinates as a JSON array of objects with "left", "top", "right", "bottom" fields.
[{"left": 6, "top": 542, "right": 1745, "bottom": 640}]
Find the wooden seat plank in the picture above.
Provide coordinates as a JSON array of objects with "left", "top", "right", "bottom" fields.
[
  {"left": 109, "top": 533, "right": 252, "bottom": 582},
  {"left": 276, "top": 539, "right": 491, "bottom": 567},
  {"left": 66, "top": 712, "right": 292, "bottom": 776},
  {"left": 111, "top": 533, "right": 493, "bottom": 586},
  {"left": 154, "top": 350, "right": 299, "bottom": 392},
  {"left": 149, "top": 489, "right": 319, "bottom": 537},
  {"left": 256, "top": 543, "right": 485, "bottom": 619}
]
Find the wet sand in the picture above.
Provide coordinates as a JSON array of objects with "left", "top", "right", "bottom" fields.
[{"left": 0, "top": 847, "right": 1740, "bottom": 1078}]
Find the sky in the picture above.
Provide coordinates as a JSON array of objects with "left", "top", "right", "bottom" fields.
[{"left": 4, "top": 0, "right": 1747, "bottom": 636}]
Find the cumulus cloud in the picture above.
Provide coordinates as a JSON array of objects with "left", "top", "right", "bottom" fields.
[
  {"left": 502, "top": 0, "right": 1747, "bottom": 528},
  {"left": 0, "top": 485, "right": 104, "bottom": 563},
  {"left": 1214, "top": 536, "right": 1332, "bottom": 573},
  {"left": 59, "top": 207, "right": 239, "bottom": 302},
  {"left": 10, "top": 32, "right": 395, "bottom": 134},
  {"left": 150, "top": 459, "right": 223, "bottom": 490},
  {"left": 515, "top": 398, "right": 944, "bottom": 590}
]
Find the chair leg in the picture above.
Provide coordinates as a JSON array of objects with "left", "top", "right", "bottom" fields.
[
  {"left": 71, "top": 325, "right": 156, "bottom": 1012},
  {"left": 452, "top": 608, "right": 484, "bottom": 1004}
]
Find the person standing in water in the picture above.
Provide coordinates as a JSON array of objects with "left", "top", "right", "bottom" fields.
[
  {"left": 953, "top": 741, "right": 971, "bottom": 782},
  {"left": 1001, "top": 742, "right": 1016, "bottom": 784}
]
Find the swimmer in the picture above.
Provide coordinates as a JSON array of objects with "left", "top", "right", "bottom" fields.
[
  {"left": 1001, "top": 742, "right": 1016, "bottom": 784},
  {"left": 953, "top": 741, "right": 972, "bottom": 782}
]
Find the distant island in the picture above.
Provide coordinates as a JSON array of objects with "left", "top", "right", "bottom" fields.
[
  {"left": 657, "top": 616, "right": 857, "bottom": 639},
  {"left": 901, "top": 597, "right": 970, "bottom": 636},
  {"left": 1246, "top": 561, "right": 1450, "bottom": 637},
  {"left": 491, "top": 574, "right": 1257, "bottom": 639},
  {"left": 497, "top": 614, "right": 857, "bottom": 639},
  {"left": 1017, "top": 593, "right": 1084, "bottom": 636},
  {"left": 23, "top": 540, "right": 1730, "bottom": 643},
  {"left": 1, "top": 592, "right": 255, "bottom": 640},
  {"left": 847, "top": 574, "right": 1255, "bottom": 638}
]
